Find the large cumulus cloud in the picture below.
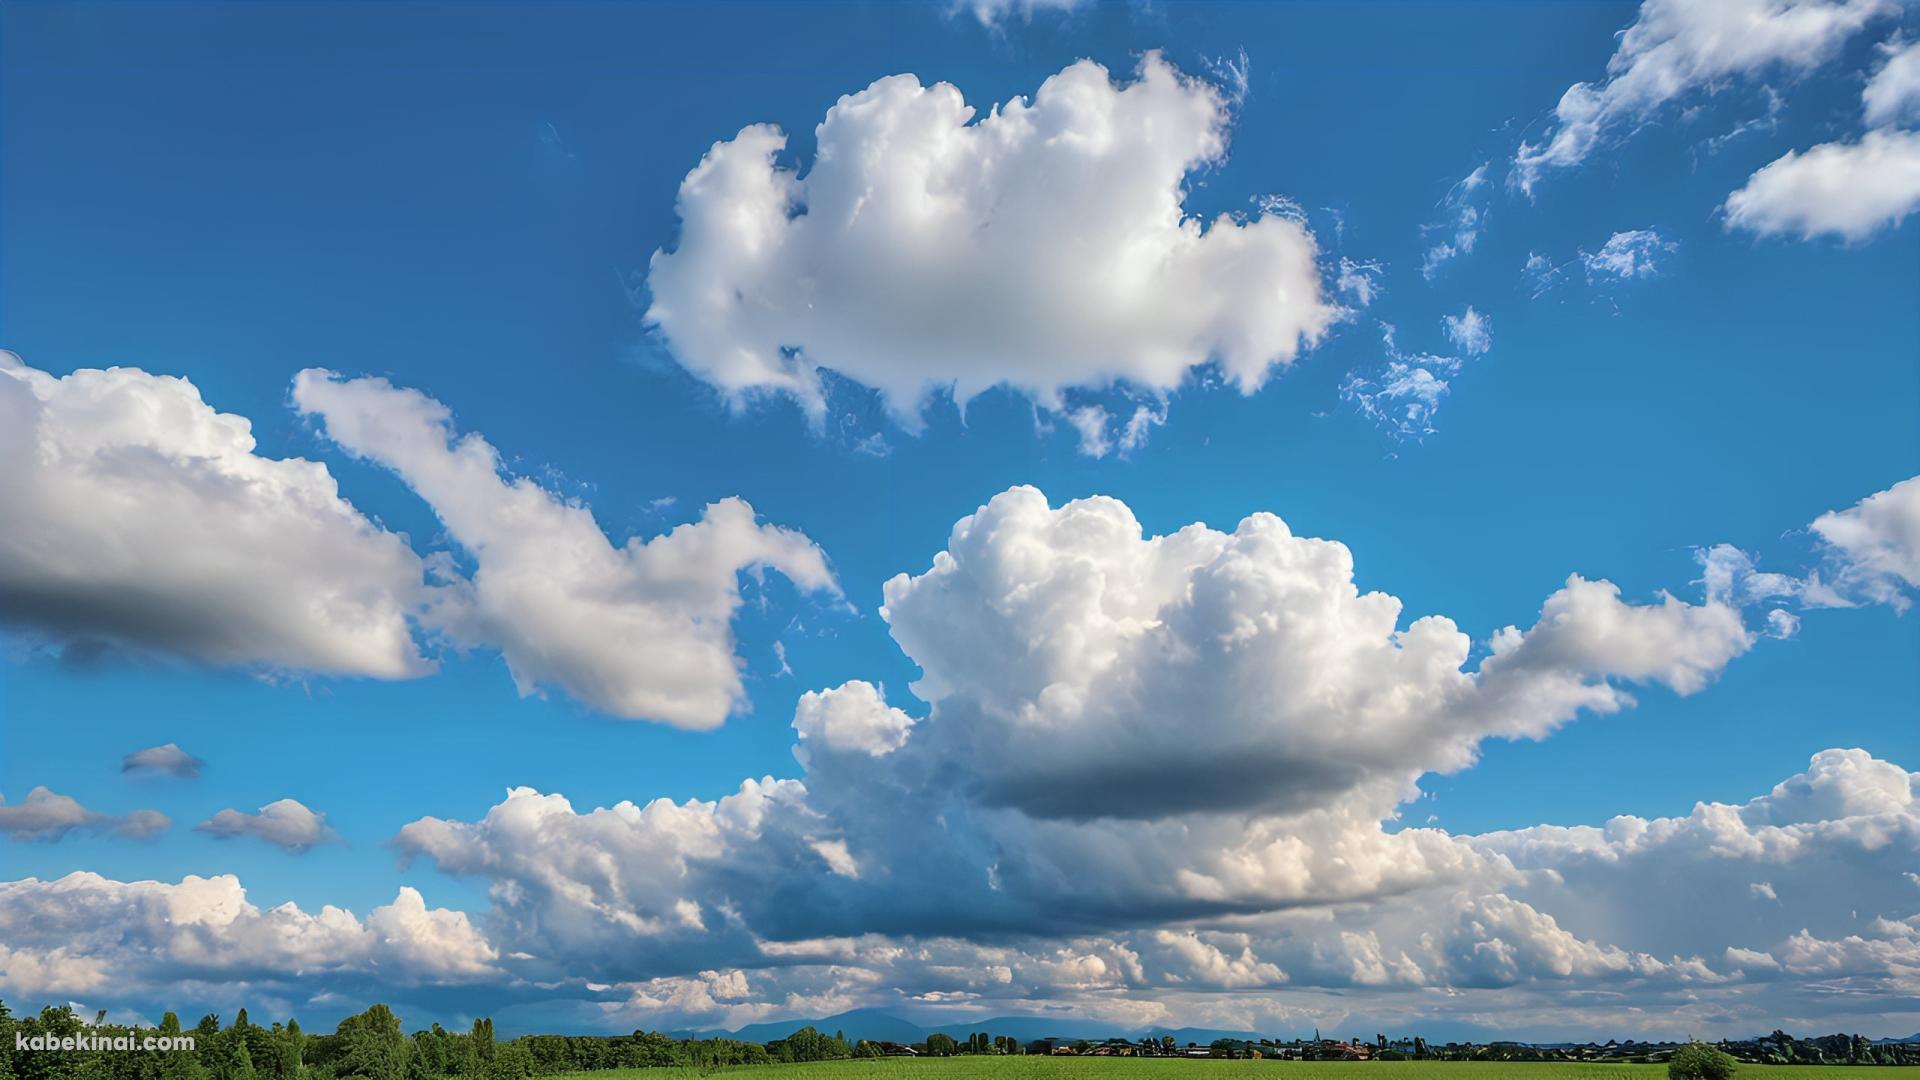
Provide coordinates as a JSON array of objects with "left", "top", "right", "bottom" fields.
[
  {"left": 879, "top": 488, "right": 1750, "bottom": 824},
  {"left": 390, "top": 485, "right": 1764, "bottom": 983},
  {"left": 645, "top": 55, "right": 1338, "bottom": 424},
  {"left": 380, "top": 750, "right": 1914, "bottom": 1038}
]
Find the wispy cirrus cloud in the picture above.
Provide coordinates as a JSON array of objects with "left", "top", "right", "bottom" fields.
[{"left": 1513, "top": 0, "right": 1891, "bottom": 193}]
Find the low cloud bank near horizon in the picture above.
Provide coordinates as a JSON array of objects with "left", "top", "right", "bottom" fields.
[{"left": 1, "top": 476, "right": 1914, "bottom": 1040}]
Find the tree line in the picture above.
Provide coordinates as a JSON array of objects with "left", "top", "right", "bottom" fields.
[
  {"left": 0, "top": 1001, "right": 805, "bottom": 1080},
  {"left": 7, "top": 998, "right": 1915, "bottom": 1080}
]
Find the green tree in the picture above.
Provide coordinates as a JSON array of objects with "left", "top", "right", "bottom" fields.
[
  {"left": 771, "top": 1028, "right": 848, "bottom": 1064},
  {"left": 923, "top": 1034, "right": 956, "bottom": 1058},
  {"left": 1670, "top": 1043, "right": 1738, "bottom": 1080},
  {"left": 468, "top": 1022, "right": 493, "bottom": 1066},
  {"left": 329, "top": 1007, "right": 408, "bottom": 1080},
  {"left": 0, "top": 1001, "right": 16, "bottom": 1080},
  {"left": 156, "top": 1013, "right": 207, "bottom": 1080},
  {"left": 264, "top": 1023, "right": 305, "bottom": 1080},
  {"left": 203, "top": 1014, "right": 256, "bottom": 1080},
  {"left": 482, "top": 1042, "right": 530, "bottom": 1080}
]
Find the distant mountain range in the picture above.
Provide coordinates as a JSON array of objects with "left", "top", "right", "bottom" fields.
[{"left": 679, "top": 1008, "right": 1262, "bottom": 1047}]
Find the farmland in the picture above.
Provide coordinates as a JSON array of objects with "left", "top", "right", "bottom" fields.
[{"left": 538, "top": 1061, "right": 1920, "bottom": 1080}]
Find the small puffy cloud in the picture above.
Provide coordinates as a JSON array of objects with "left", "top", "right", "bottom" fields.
[
  {"left": 0, "top": 789, "right": 103, "bottom": 841},
  {"left": 115, "top": 811, "right": 173, "bottom": 841},
  {"left": 1724, "top": 128, "right": 1920, "bottom": 241},
  {"left": 293, "top": 370, "right": 837, "bottom": 729},
  {"left": 1809, "top": 474, "right": 1920, "bottom": 608},
  {"left": 792, "top": 681, "right": 916, "bottom": 762},
  {"left": 0, "top": 788, "right": 170, "bottom": 843},
  {"left": 1514, "top": 0, "right": 1890, "bottom": 192},
  {"left": 0, "top": 352, "right": 430, "bottom": 677},
  {"left": 1697, "top": 543, "right": 1805, "bottom": 608},
  {"left": 1063, "top": 401, "right": 1167, "bottom": 459},
  {"left": 121, "top": 743, "right": 204, "bottom": 780},
  {"left": 1863, "top": 35, "right": 1920, "bottom": 127},
  {"left": 645, "top": 54, "right": 1337, "bottom": 425},
  {"left": 196, "top": 798, "right": 338, "bottom": 853},
  {"left": 1442, "top": 306, "right": 1493, "bottom": 355},
  {"left": 1581, "top": 229, "right": 1676, "bottom": 280}
]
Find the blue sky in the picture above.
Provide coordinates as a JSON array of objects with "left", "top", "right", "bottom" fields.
[{"left": 2, "top": 0, "right": 1918, "bottom": 1043}]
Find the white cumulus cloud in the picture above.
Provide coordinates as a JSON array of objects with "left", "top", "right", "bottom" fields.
[
  {"left": 391, "top": 485, "right": 1761, "bottom": 987},
  {"left": 792, "top": 681, "right": 917, "bottom": 762},
  {"left": 121, "top": 744, "right": 204, "bottom": 780},
  {"left": 0, "top": 789, "right": 169, "bottom": 843},
  {"left": 1809, "top": 474, "right": 1920, "bottom": 608},
  {"left": 1863, "top": 35, "right": 1920, "bottom": 127},
  {"left": 0, "top": 873, "right": 496, "bottom": 1002},
  {"left": 645, "top": 54, "right": 1337, "bottom": 425},
  {"left": 0, "top": 352, "right": 430, "bottom": 677},
  {"left": 1724, "top": 128, "right": 1920, "bottom": 241},
  {"left": 196, "top": 799, "right": 338, "bottom": 853},
  {"left": 293, "top": 370, "right": 838, "bottom": 729}
]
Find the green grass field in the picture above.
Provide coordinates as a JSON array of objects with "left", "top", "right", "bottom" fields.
[{"left": 541, "top": 1061, "right": 1920, "bottom": 1080}]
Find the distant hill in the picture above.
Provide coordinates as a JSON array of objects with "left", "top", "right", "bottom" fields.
[
  {"left": 1157, "top": 1027, "right": 1269, "bottom": 1046},
  {"left": 703, "top": 1009, "right": 928, "bottom": 1046},
  {"left": 687, "top": 1010, "right": 1263, "bottom": 1047}
]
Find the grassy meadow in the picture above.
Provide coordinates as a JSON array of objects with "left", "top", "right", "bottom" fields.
[{"left": 539, "top": 1061, "right": 1920, "bottom": 1080}]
